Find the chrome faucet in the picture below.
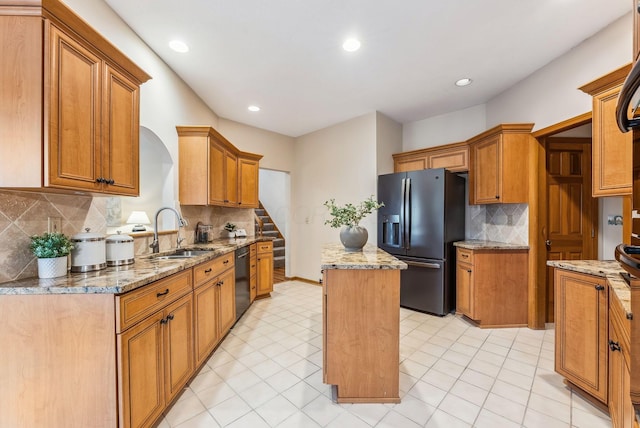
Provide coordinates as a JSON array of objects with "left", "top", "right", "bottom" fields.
[{"left": 150, "top": 207, "right": 188, "bottom": 253}]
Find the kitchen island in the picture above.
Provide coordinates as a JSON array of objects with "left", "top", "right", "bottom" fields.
[{"left": 321, "top": 243, "right": 407, "bottom": 403}]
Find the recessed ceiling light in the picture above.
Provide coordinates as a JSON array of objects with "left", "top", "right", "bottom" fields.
[
  {"left": 455, "top": 78, "right": 472, "bottom": 87},
  {"left": 248, "top": 105, "right": 260, "bottom": 112},
  {"left": 342, "top": 38, "right": 361, "bottom": 52},
  {"left": 169, "top": 40, "right": 189, "bottom": 53}
]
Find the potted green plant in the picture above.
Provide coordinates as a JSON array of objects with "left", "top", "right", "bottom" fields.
[
  {"left": 324, "top": 195, "right": 384, "bottom": 252},
  {"left": 30, "top": 232, "right": 73, "bottom": 279},
  {"left": 223, "top": 222, "right": 237, "bottom": 238}
]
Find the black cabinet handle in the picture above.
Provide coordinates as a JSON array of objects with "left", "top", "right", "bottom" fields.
[
  {"left": 467, "top": 269, "right": 472, "bottom": 273},
  {"left": 595, "top": 285, "right": 605, "bottom": 291},
  {"left": 156, "top": 289, "right": 170, "bottom": 297},
  {"left": 96, "top": 177, "right": 105, "bottom": 183},
  {"left": 609, "top": 340, "right": 621, "bottom": 352},
  {"left": 495, "top": 195, "right": 500, "bottom": 199},
  {"left": 160, "top": 318, "right": 168, "bottom": 325},
  {"left": 108, "top": 179, "right": 115, "bottom": 185},
  {"left": 223, "top": 260, "right": 229, "bottom": 264},
  {"left": 204, "top": 268, "right": 212, "bottom": 274},
  {"left": 166, "top": 314, "right": 174, "bottom": 321},
  {"left": 319, "top": 278, "right": 323, "bottom": 284}
]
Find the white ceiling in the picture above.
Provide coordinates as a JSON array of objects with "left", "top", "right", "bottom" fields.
[{"left": 105, "top": 0, "right": 630, "bottom": 137}]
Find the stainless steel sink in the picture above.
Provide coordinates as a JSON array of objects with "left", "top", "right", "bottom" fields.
[{"left": 153, "top": 250, "right": 212, "bottom": 260}]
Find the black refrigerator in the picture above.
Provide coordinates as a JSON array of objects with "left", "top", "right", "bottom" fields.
[{"left": 377, "top": 168, "right": 465, "bottom": 316}]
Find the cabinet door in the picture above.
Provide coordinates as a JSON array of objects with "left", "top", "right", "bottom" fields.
[
  {"left": 257, "top": 251, "right": 273, "bottom": 297},
  {"left": 48, "top": 24, "right": 102, "bottom": 192},
  {"left": 592, "top": 85, "right": 632, "bottom": 196},
  {"left": 554, "top": 269, "right": 608, "bottom": 403},
  {"left": 608, "top": 317, "right": 633, "bottom": 428},
  {"left": 102, "top": 63, "right": 140, "bottom": 196},
  {"left": 118, "top": 311, "right": 165, "bottom": 428},
  {"left": 218, "top": 268, "right": 236, "bottom": 335},
  {"left": 238, "top": 157, "right": 259, "bottom": 208},
  {"left": 209, "top": 140, "right": 226, "bottom": 205},
  {"left": 456, "top": 262, "right": 472, "bottom": 318},
  {"left": 194, "top": 281, "right": 220, "bottom": 366},
  {"left": 471, "top": 135, "right": 501, "bottom": 204},
  {"left": 225, "top": 150, "right": 238, "bottom": 206},
  {"left": 250, "top": 274, "right": 257, "bottom": 302},
  {"left": 163, "top": 294, "right": 194, "bottom": 403},
  {"left": 394, "top": 156, "right": 426, "bottom": 173}
]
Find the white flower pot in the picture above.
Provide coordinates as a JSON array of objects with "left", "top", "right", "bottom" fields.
[{"left": 37, "top": 256, "right": 68, "bottom": 279}]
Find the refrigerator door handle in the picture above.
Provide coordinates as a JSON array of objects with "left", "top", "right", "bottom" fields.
[
  {"left": 401, "top": 178, "right": 406, "bottom": 249},
  {"left": 404, "top": 260, "right": 441, "bottom": 269},
  {"left": 405, "top": 178, "right": 411, "bottom": 250}
]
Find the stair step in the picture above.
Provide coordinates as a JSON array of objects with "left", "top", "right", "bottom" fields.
[
  {"left": 255, "top": 209, "right": 266, "bottom": 216},
  {"left": 262, "top": 230, "right": 279, "bottom": 237},
  {"left": 261, "top": 223, "right": 275, "bottom": 231},
  {"left": 258, "top": 215, "right": 270, "bottom": 221},
  {"left": 272, "top": 238, "right": 284, "bottom": 247},
  {"left": 273, "top": 247, "right": 285, "bottom": 257},
  {"left": 274, "top": 255, "right": 285, "bottom": 268}
]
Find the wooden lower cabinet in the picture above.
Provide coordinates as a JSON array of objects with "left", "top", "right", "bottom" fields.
[
  {"left": 257, "top": 241, "right": 274, "bottom": 298},
  {"left": 250, "top": 243, "right": 258, "bottom": 301},
  {"left": 608, "top": 283, "right": 634, "bottom": 428},
  {"left": 118, "top": 290, "right": 194, "bottom": 428},
  {"left": 554, "top": 269, "right": 608, "bottom": 404},
  {"left": 323, "top": 268, "right": 400, "bottom": 403},
  {"left": 455, "top": 247, "right": 528, "bottom": 327}
]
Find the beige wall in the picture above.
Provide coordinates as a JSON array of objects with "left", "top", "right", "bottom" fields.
[
  {"left": 291, "top": 112, "right": 378, "bottom": 281},
  {"left": 376, "top": 112, "right": 403, "bottom": 175}
]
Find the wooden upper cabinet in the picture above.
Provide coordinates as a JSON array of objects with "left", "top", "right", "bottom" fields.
[
  {"left": 393, "top": 141, "right": 469, "bottom": 173},
  {"left": 468, "top": 124, "right": 534, "bottom": 205},
  {"left": 177, "top": 126, "right": 262, "bottom": 208},
  {"left": 0, "top": 1, "right": 150, "bottom": 195},
  {"left": 579, "top": 64, "right": 632, "bottom": 197},
  {"left": 238, "top": 153, "right": 262, "bottom": 208}
]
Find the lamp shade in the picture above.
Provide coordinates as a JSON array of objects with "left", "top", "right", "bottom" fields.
[{"left": 126, "top": 211, "right": 151, "bottom": 231}]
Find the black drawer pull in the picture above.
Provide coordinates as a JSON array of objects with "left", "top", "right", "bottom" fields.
[
  {"left": 204, "top": 268, "right": 212, "bottom": 274},
  {"left": 595, "top": 285, "right": 605, "bottom": 291},
  {"left": 156, "top": 289, "right": 169, "bottom": 297},
  {"left": 166, "top": 314, "right": 174, "bottom": 321},
  {"left": 609, "top": 340, "right": 621, "bottom": 352},
  {"left": 223, "top": 260, "right": 229, "bottom": 264},
  {"left": 160, "top": 317, "right": 168, "bottom": 325}
]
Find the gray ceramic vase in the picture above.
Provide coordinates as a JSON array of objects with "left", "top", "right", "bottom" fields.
[{"left": 339, "top": 226, "right": 368, "bottom": 252}]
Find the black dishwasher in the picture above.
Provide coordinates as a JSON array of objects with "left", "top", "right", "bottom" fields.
[{"left": 234, "top": 247, "right": 250, "bottom": 322}]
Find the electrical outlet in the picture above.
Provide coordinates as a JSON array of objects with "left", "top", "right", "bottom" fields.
[{"left": 48, "top": 217, "right": 62, "bottom": 233}]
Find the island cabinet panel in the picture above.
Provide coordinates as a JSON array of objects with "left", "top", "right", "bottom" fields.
[
  {"left": 0, "top": 3, "right": 150, "bottom": 195},
  {"left": 554, "top": 269, "right": 608, "bottom": 404},
  {"left": 323, "top": 269, "right": 400, "bottom": 403},
  {"left": 0, "top": 293, "right": 118, "bottom": 428}
]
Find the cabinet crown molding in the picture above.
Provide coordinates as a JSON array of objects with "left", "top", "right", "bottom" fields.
[
  {"left": 466, "top": 123, "right": 534, "bottom": 145},
  {"left": 579, "top": 63, "right": 632, "bottom": 96}
]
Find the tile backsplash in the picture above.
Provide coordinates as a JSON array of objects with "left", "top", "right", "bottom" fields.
[
  {"left": 0, "top": 190, "right": 255, "bottom": 284},
  {"left": 468, "top": 203, "right": 528, "bottom": 245}
]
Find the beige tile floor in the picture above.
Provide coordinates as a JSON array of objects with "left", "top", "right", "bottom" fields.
[{"left": 156, "top": 281, "right": 612, "bottom": 428}]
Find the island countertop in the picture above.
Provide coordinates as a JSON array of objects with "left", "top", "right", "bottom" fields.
[
  {"left": 321, "top": 243, "right": 408, "bottom": 270},
  {"left": 454, "top": 240, "right": 530, "bottom": 250},
  {"left": 0, "top": 237, "right": 272, "bottom": 296}
]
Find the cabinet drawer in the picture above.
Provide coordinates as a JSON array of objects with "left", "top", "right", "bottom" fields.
[
  {"left": 609, "top": 284, "right": 631, "bottom": 364},
  {"left": 457, "top": 248, "right": 473, "bottom": 265},
  {"left": 193, "top": 253, "right": 234, "bottom": 288},
  {"left": 250, "top": 243, "right": 257, "bottom": 258},
  {"left": 257, "top": 241, "right": 273, "bottom": 254},
  {"left": 116, "top": 270, "right": 192, "bottom": 333}
]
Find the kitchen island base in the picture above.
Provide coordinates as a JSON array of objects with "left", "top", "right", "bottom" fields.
[{"left": 323, "top": 269, "right": 401, "bottom": 403}]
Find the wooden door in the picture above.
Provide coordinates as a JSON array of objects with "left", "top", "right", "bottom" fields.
[
  {"left": 102, "top": 63, "right": 140, "bottom": 196},
  {"left": 455, "top": 262, "right": 472, "bottom": 317},
  {"left": 163, "top": 294, "right": 194, "bottom": 404},
  {"left": 472, "top": 135, "right": 501, "bottom": 203},
  {"left": 225, "top": 150, "right": 238, "bottom": 205},
  {"left": 554, "top": 269, "right": 608, "bottom": 404},
  {"left": 208, "top": 140, "right": 226, "bottom": 205},
  {"left": 118, "top": 311, "right": 165, "bottom": 428},
  {"left": 48, "top": 24, "right": 101, "bottom": 192},
  {"left": 544, "top": 139, "right": 597, "bottom": 321},
  {"left": 218, "top": 268, "right": 236, "bottom": 335},
  {"left": 238, "top": 157, "right": 259, "bottom": 208},
  {"left": 194, "top": 281, "right": 220, "bottom": 366}
]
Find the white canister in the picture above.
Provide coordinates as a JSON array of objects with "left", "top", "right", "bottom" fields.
[
  {"left": 70, "top": 228, "right": 106, "bottom": 272},
  {"left": 106, "top": 231, "right": 135, "bottom": 266}
]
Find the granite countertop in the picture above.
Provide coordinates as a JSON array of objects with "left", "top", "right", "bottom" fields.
[
  {"left": 547, "top": 260, "right": 631, "bottom": 318},
  {"left": 321, "top": 244, "right": 407, "bottom": 270},
  {"left": 0, "top": 237, "right": 272, "bottom": 296},
  {"left": 454, "top": 240, "right": 530, "bottom": 250}
]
